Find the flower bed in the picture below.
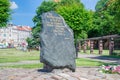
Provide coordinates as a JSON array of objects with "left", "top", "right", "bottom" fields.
[{"left": 99, "top": 65, "right": 120, "bottom": 74}]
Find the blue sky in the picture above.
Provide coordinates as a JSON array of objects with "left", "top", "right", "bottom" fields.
[{"left": 10, "top": 0, "right": 99, "bottom": 27}]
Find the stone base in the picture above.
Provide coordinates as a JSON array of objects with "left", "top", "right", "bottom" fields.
[
  {"left": 43, "top": 64, "right": 75, "bottom": 72},
  {"left": 52, "top": 68, "right": 72, "bottom": 73},
  {"left": 43, "top": 64, "right": 53, "bottom": 72}
]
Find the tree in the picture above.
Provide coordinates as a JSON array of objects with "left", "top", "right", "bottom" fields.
[
  {"left": 32, "top": 0, "right": 57, "bottom": 48},
  {"left": 110, "top": 0, "right": 120, "bottom": 33},
  {"left": 95, "top": 0, "right": 109, "bottom": 11},
  {"left": 33, "top": 0, "right": 57, "bottom": 29},
  {"left": 26, "top": 37, "right": 40, "bottom": 51},
  {"left": 56, "top": 1, "right": 93, "bottom": 40},
  {"left": 33, "top": 0, "right": 93, "bottom": 42},
  {"left": 0, "top": 0, "right": 11, "bottom": 27},
  {"left": 59, "top": 0, "right": 80, "bottom": 5},
  {"left": 89, "top": 0, "right": 119, "bottom": 37}
]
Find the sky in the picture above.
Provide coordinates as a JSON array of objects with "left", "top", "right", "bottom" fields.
[{"left": 10, "top": 0, "right": 99, "bottom": 27}]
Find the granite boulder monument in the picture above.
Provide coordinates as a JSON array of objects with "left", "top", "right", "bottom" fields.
[{"left": 40, "top": 11, "right": 76, "bottom": 72}]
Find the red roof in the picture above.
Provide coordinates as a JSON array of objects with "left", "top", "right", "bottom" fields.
[{"left": 16, "top": 26, "right": 32, "bottom": 31}]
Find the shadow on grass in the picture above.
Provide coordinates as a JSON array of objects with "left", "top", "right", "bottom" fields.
[{"left": 87, "top": 55, "right": 120, "bottom": 65}]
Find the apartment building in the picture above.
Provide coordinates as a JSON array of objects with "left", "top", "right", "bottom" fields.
[{"left": 0, "top": 24, "right": 32, "bottom": 47}]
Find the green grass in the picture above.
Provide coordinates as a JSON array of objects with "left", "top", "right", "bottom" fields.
[
  {"left": 0, "top": 58, "right": 105, "bottom": 68},
  {"left": 76, "top": 58, "right": 115, "bottom": 67},
  {"left": 0, "top": 48, "right": 39, "bottom": 63},
  {"left": 80, "top": 49, "right": 120, "bottom": 58},
  {"left": 0, "top": 48, "right": 117, "bottom": 69},
  {"left": 80, "top": 50, "right": 109, "bottom": 55},
  {"left": 76, "top": 58, "right": 103, "bottom": 66},
  {"left": 0, "top": 58, "right": 113, "bottom": 69},
  {"left": 0, "top": 63, "right": 43, "bottom": 69}
]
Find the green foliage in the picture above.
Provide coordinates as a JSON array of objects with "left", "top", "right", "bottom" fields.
[
  {"left": 56, "top": 2, "right": 93, "bottom": 40},
  {"left": 33, "top": 0, "right": 93, "bottom": 42},
  {"left": 95, "top": 0, "right": 109, "bottom": 11},
  {"left": 33, "top": 0, "right": 57, "bottom": 27},
  {"left": 26, "top": 37, "right": 39, "bottom": 49},
  {"left": 0, "top": 0, "right": 11, "bottom": 27},
  {"left": 32, "top": 0, "right": 120, "bottom": 42},
  {"left": 26, "top": 38, "right": 34, "bottom": 49},
  {"left": 32, "top": 0, "right": 57, "bottom": 47},
  {"left": 89, "top": 0, "right": 120, "bottom": 37},
  {"left": 90, "top": 12, "right": 117, "bottom": 37},
  {"left": 110, "top": 0, "right": 120, "bottom": 33},
  {"left": 32, "top": 0, "right": 57, "bottom": 36},
  {"left": 32, "top": 26, "right": 41, "bottom": 48},
  {"left": 59, "top": 0, "right": 80, "bottom": 5}
]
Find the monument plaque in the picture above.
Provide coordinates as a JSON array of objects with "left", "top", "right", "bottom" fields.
[{"left": 40, "top": 11, "right": 76, "bottom": 72}]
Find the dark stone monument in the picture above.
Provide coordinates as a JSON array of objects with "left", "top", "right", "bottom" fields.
[{"left": 40, "top": 11, "right": 76, "bottom": 72}]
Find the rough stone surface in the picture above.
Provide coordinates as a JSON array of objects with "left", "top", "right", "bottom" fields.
[
  {"left": 40, "top": 11, "right": 76, "bottom": 71},
  {"left": 0, "top": 67, "right": 120, "bottom": 80}
]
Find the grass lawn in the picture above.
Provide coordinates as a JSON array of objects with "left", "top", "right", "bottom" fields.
[
  {"left": 80, "top": 50, "right": 109, "bottom": 55},
  {"left": 0, "top": 48, "right": 116, "bottom": 69},
  {"left": 80, "top": 49, "right": 120, "bottom": 58},
  {"left": 0, "top": 48, "right": 39, "bottom": 63},
  {"left": 0, "top": 58, "right": 112, "bottom": 69},
  {"left": 1, "top": 64, "right": 43, "bottom": 69}
]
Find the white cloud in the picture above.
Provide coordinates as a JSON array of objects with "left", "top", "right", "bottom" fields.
[{"left": 10, "top": 1, "right": 18, "bottom": 9}]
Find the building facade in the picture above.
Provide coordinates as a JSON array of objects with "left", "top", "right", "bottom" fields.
[{"left": 0, "top": 24, "right": 32, "bottom": 47}]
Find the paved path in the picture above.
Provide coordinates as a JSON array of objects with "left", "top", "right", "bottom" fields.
[
  {"left": 78, "top": 54, "right": 120, "bottom": 64},
  {"left": 0, "top": 67, "right": 120, "bottom": 80},
  {"left": 0, "top": 54, "right": 120, "bottom": 80}
]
